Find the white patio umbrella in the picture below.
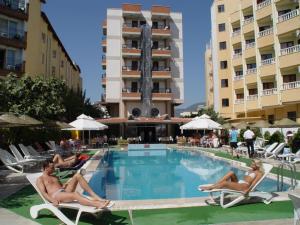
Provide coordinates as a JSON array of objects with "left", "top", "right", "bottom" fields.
[
  {"left": 180, "top": 114, "right": 222, "bottom": 133},
  {"left": 63, "top": 114, "right": 108, "bottom": 145}
]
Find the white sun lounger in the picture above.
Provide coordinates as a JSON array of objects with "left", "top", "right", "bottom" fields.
[
  {"left": 265, "top": 143, "right": 285, "bottom": 159},
  {"left": 9, "top": 145, "right": 40, "bottom": 164},
  {"left": 26, "top": 173, "right": 134, "bottom": 225},
  {"left": 0, "top": 149, "right": 35, "bottom": 173},
  {"left": 18, "top": 144, "right": 52, "bottom": 160},
  {"left": 198, "top": 163, "right": 273, "bottom": 208},
  {"left": 255, "top": 142, "right": 278, "bottom": 158}
]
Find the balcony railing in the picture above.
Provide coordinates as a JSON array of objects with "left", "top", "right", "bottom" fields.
[
  {"left": 123, "top": 23, "right": 141, "bottom": 28},
  {"left": 235, "top": 99, "right": 244, "bottom": 104},
  {"left": 245, "top": 42, "right": 255, "bottom": 49},
  {"left": 152, "top": 88, "right": 172, "bottom": 93},
  {"left": 122, "top": 44, "right": 141, "bottom": 49},
  {"left": 0, "top": 0, "right": 26, "bottom": 12},
  {"left": 257, "top": 0, "right": 271, "bottom": 10},
  {"left": 0, "top": 27, "right": 25, "bottom": 41},
  {"left": 152, "top": 46, "right": 171, "bottom": 50},
  {"left": 282, "top": 81, "right": 300, "bottom": 90},
  {"left": 152, "top": 66, "right": 171, "bottom": 71},
  {"left": 243, "top": 17, "right": 254, "bottom": 25},
  {"left": 152, "top": 24, "right": 170, "bottom": 30},
  {"left": 122, "top": 66, "right": 139, "bottom": 71},
  {"left": 258, "top": 27, "right": 273, "bottom": 37},
  {"left": 246, "top": 68, "right": 257, "bottom": 74},
  {"left": 233, "top": 52, "right": 242, "bottom": 59},
  {"left": 280, "top": 45, "right": 300, "bottom": 56},
  {"left": 278, "top": 9, "right": 299, "bottom": 23},
  {"left": 232, "top": 30, "right": 241, "bottom": 37},
  {"left": 123, "top": 88, "right": 140, "bottom": 93},
  {"left": 234, "top": 75, "right": 244, "bottom": 80},
  {"left": 1, "top": 62, "right": 23, "bottom": 72},
  {"left": 262, "top": 88, "right": 277, "bottom": 96},
  {"left": 261, "top": 57, "right": 275, "bottom": 66},
  {"left": 247, "top": 94, "right": 258, "bottom": 100}
]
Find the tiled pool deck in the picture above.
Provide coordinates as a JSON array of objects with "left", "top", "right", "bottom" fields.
[{"left": 0, "top": 146, "right": 297, "bottom": 224}]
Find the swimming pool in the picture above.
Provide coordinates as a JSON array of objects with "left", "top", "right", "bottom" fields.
[{"left": 87, "top": 149, "right": 289, "bottom": 200}]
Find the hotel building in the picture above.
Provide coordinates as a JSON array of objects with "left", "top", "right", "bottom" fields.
[
  {"left": 0, "top": 0, "right": 82, "bottom": 91},
  {"left": 205, "top": 42, "right": 214, "bottom": 108},
  {"left": 100, "top": 4, "right": 186, "bottom": 141},
  {"left": 209, "top": 0, "right": 300, "bottom": 123}
]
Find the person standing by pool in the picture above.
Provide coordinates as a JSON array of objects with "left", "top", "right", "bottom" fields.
[
  {"left": 243, "top": 126, "right": 255, "bottom": 158},
  {"left": 229, "top": 126, "right": 239, "bottom": 159}
]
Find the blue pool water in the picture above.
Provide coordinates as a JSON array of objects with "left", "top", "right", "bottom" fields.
[{"left": 87, "top": 149, "right": 289, "bottom": 200}]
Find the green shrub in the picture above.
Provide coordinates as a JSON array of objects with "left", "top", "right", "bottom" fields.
[
  {"left": 238, "top": 129, "right": 246, "bottom": 142},
  {"left": 264, "top": 131, "right": 271, "bottom": 141},
  {"left": 269, "top": 131, "right": 284, "bottom": 144},
  {"left": 290, "top": 131, "right": 300, "bottom": 153}
]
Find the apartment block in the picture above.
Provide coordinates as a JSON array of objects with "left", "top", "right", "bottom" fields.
[
  {"left": 205, "top": 42, "right": 214, "bottom": 107},
  {"left": 100, "top": 4, "right": 185, "bottom": 141},
  {"left": 0, "top": 0, "right": 82, "bottom": 91},
  {"left": 210, "top": 0, "right": 300, "bottom": 123}
]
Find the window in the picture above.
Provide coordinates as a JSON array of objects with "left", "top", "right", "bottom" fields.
[
  {"left": 41, "top": 32, "right": 46, "bottom": 43},
  {"left": 6, "top": 49, "right": 15, "bottom": 67},
  {"left": 263, "top": 82, "right": 274, "bottom": 90},
  {"left": 236, "top": 93, "right": 244, "bottom": 99},
  {"left": 283, "top": 74, "right": 296, "bottom": 83},
  {"left": 51, "top": 66, "right": 56, "bottom": 76},
  {"left": 218, "top": 23, "right": 225, "bottom": 32},
  {"left": 152, "top": 21, "right": 158, "bottom": 29},
  {"left": 261, "top": 54, "right": 273, "bottom": 60},
  {"left": 249, "top": 88, "right": 258, "bottom": 95},
  {"left": 288, "top": 111, "right": 297, "bottom": 122},
  {"left": 131, "top": 61, "right": 138, "bottom": 70},
  {"left": 218, "top": 4, "right": 225, "bottom": 13},
  {"left": 152, "top": 41, "right": 159, "bottom": 49},
  {"left": 0, "top": 49, "right": 5, "bottom": 69},
  {"left": 247, "top": 63, "right": 256, "bottom": 69},
  {"left": 132, "top": 21, "right": 138, "bottom": 28},
  {"left": 52, "top": 50, "right": 56, "bottom": 58},
  {"left": 42, "top": 53, "right": 44, "bottom": 64},
  {"left": 280, "top": 41, "right": 294, "bottom": 49},
  {"left": 222, "top": 98, "right": 229, "bottom": 107},
  {"left": 153, "top": 82, "right": 159, "bottom": 93},
  {"left": 219, "top": 41, "right": 226, "bottom": 50},
  {"left": 220, "top": 61, "right": 227, "bottom": 69},
  {"left": 61, "top": 60, "right": 64, "bottom": 68},
  {"left": 221, "top": 79, "right": 228, "bottom": 87},
  {"left": 268, "top": 115, "right": 275, "bottom": 124},
  {"left": 140, "top": 20, "right": 146, "bottom": 26},
  {"left": 131, "top": 81, "right": 138, "bottom": 92}
]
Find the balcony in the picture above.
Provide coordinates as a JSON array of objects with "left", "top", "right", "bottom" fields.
[
  {"left": 101, "top": 76, "right": 106, "bottom": 87},
  {"left": 260, "top": 58, "right": 276, "bottom": 77},
  {"left": 257, "top": 28, "right": 274, "bottom": 48},
  {"left": 122, "top": 3, "right": 142, "bottom": 16},
  {"left": 242, "top": 0, "right": 252, "bottom": 9},
  {"left": 101, "top": 37, "right": 106, "bottom": 47},
  {"left": 122, "top": 44, "right": 141, "bottom": 57},
  {"left": 0, "top": 0, "right": 28, "bottom": 20},
  {"left": 0, "top": 61, "right": 25, "bottom": 77},
  {"left": 151, "top": 6, "right": 170, "bottom": 18},
  {"left": 245, "top": 73, "right": 257, "bottom": 84},
  {"left": 232, "top": 54, "right": 243, "bottom": 67},
  {"left": 122, "top": 66, "right": 141, "bottom": 78},
  {"left": 152, "top": 25, "right": 171, "bottom": 38},
  {"left": 122, "top": 89, "right": 141, "bottom": 100},
  {"left": 234, "top": 99, "right": 245, "bottom": 113},
  {"left": 243, "top": 17, "right": 254, "bottom": 33},
  {"left": 281, "top": 81, "right": 300, "bottom": 103},
  {"left": 277, "top": 9, "right": 300, "bottom": 35},
  {"left": 247, "top": 95, "right": 259, "bottom": 110},
  {"left": 244, "top": 43, "right": 256, "bottom": 58},
  {"left": 246, "top": 68, "right": 257, "bottom": 75},
  {"left": 231, "top": 30, "right": 241, "bottom": 45},
  {"left": 152, "top": 67, "right": 171, "bottom": 79},
  {"left": 122, "top": 24, "right": 142, "bottom": 37},
  {"left": 0, "top": 28, "right": 26, "bottom": 49},
  {"left": 256, "top": 0, "right": 272, "bottom": 20},
  {"left": 233, "top": 76, "right": 244, "bottom": 89},
  {"left": 261, "top": 88, "right": 279, "bottom": 107},
  {"left": 152, "top": 88, "right": 172, "bottom": 100},
  {"left": 279, "top": 45, "right": 300, "bottom": 68},
  {"left": 152, "top": 47, "right": 171, "bottom": 58},
  {"left": 101, "top": 55, "right": 106, "bottom": 68},
  {"left": 261, "top": 57, "right": 275, "bottom": 66},
  {"left": 101, "top": 94, "right": 106, "bottom": 103}
]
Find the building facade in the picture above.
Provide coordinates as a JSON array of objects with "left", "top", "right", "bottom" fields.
[
  {"left": 210, "top": 0, "right": 300, "bottom": 123},
  {"left": 205, "top": 42, "right": 214, "bottom": 107},
  {"left": 100, "top": 4, "right": 185, "bottom": 141},
  {"left": 0, "top": 0, "right": 82, "bottom": 91}
]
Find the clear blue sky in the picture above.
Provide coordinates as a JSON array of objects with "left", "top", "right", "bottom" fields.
[{"left": 43, "top": 0, "right": 212, "bottom": 108}]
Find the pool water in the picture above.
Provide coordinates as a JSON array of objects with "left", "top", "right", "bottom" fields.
[{"left": 87, "top": 149, "right": 289, "bottom": 200}]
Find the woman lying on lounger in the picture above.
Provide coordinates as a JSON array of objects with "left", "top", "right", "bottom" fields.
[
  {"left": 200, "top": 159, "right": 264, "bottom": 194},
  {"left": 52, "top": 153, "right": 83, "bottom": 168}
]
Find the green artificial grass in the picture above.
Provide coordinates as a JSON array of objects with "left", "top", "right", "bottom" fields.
[{"left": 0, "top": 185, "right": 293, "bottom": 225}]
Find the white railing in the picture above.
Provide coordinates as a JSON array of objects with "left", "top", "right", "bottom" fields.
[
  {"left": 257, "top": 0, "right": 271, "bottom": 10},
  {"left": 243, "top": 17, "right": 254, "bottom": 25},
  {"left": 245, "top": 42, "right": 255, "bottom": 49},
  {"left": 261, "top": 57, "right": 275, "bottom": 66},
  {"left": 280, "top": 45, "right": 300, "bottom": 56},
  {"left": 234, "top": 75, "right": 244, "bottom": 80},
  {"left": 246, "top": 68, "right": 257, "bottom": 74},
  {"left": 282, "top": 81, "right": 300, "bottom": 90},
  {"left": 232, "top": 30, "right": 241, "bottom": 37},
  {"left": 278, "top": 9, "right": 299, "bottom": 23},
  {"left": 262, "top": 88, "right": 277, "bottom": 96},
  {"left": 258, "top": 27, "right": 273, "bottom": 37},
  {"left": 233, "top": 52, "right": 242, "bottom": 59},
  {"left": 235, "top": 99, "right": 245, "bottom": 104},
  {"left": 247, "top": 94, "right": 258, "bottom": 101}
]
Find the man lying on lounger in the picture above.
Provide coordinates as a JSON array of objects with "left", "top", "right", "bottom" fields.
[
  {"left": 37, "top": 160, "right": 110, "bottom": 208},
  {"left": 52, "top": 153, "right": 89, "bottom": 168},
  {"left": 200, "top": 159, "right": 263, "bottom": 194}
]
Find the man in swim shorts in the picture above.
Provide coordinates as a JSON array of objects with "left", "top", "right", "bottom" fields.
[{"left": 37, "top": 160, "right": 110, "bottom": 208}]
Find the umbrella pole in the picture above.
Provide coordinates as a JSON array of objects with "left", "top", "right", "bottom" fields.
[
  {"left": 89, "top": 130, "right": 91, "bottom": 146},
  {"left": 83, "top": 131, "right": 85, "bottom": 145}
]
